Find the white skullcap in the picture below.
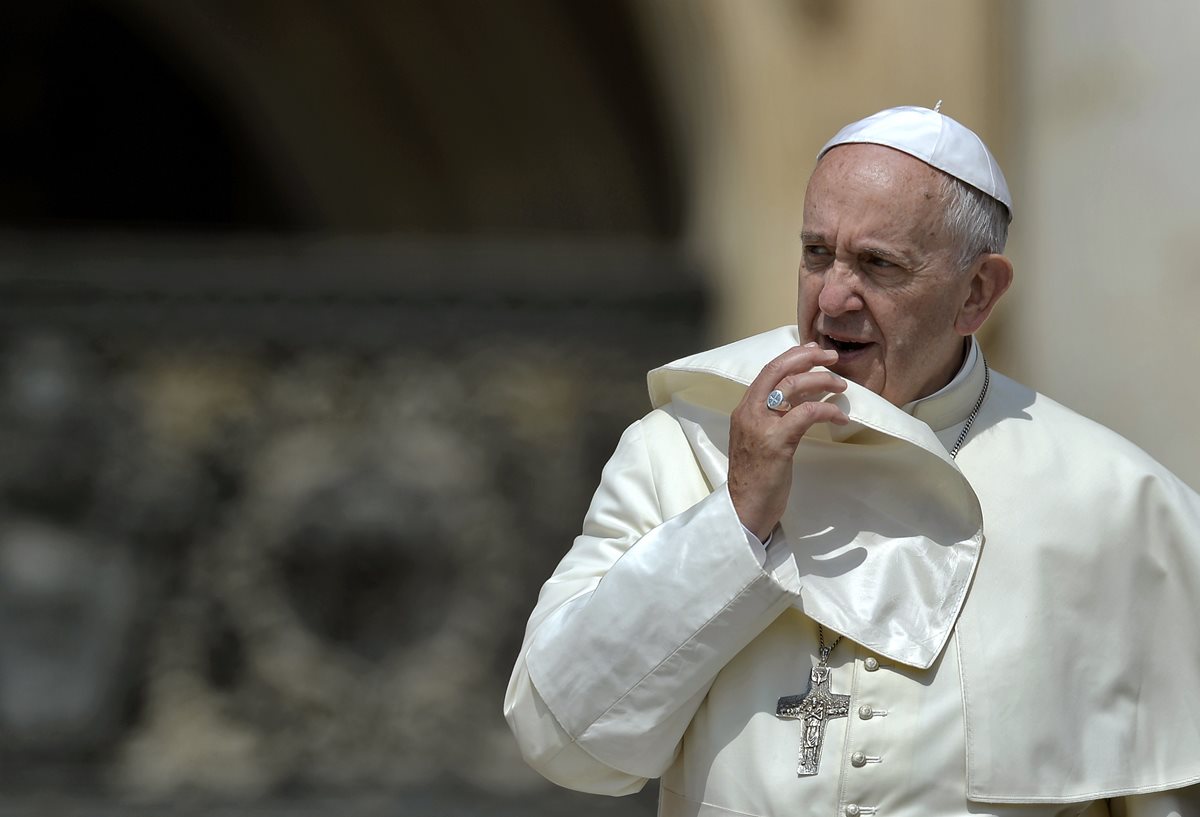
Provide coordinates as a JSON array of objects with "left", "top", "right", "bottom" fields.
[{"left": 818, "top": 104, "right": 1012, "bottom": 217}]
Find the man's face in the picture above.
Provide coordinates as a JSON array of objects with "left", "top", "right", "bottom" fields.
[{"left": 798, "top": 144, "right": 974, "bottom": 407}]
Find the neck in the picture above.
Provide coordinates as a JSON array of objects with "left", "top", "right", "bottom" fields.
[
  {"left": 906, "top": 337, "right": 985, "bottom": 431},
  {"left": 910, "top": 337, "right": 970, "bottom": 404}
]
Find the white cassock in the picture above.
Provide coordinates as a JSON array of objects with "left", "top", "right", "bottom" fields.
[{"left": 504, "top": 326, "right": 1200, "bottom": 817}]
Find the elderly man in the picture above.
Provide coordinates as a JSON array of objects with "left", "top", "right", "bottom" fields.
[{"left": 504, "top": 106, "right": 1200, "bottom": 816}]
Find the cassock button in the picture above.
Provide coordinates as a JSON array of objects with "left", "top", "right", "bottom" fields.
[
  {"left": 851, "top": 751, "right": 867, "bottom": 767},
  {"left": 844, "top": 805, "right": 861, "bottom": 817},
  {"left": 857, "top": 704, "right": 874, "bottom": 720},
  {"left": 864, "top": 657, "right": 880, "bottom": 672}
]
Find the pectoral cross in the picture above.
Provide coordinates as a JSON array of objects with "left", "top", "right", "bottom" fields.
[{"left": 775, "top": 662, "right": 850, "bottom": 776}]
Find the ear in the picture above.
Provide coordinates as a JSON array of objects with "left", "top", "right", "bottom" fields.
[{"left": 955, "top": 253, "right": 1014, "bottom": 336}]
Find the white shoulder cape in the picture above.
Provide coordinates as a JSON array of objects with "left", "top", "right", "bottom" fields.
[{"left": 646, "top": 326, "right": 1200, "bottom": 802}]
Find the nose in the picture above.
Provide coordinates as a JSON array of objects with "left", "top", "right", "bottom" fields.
[{"left": 816, "top": 263, "right": 864, "bottom": 317}]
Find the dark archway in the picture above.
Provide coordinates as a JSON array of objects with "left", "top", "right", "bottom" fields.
[
  {"left": 0, "top": 1, "right": 290, "bottom": 230},
  {"left": 1, "top": 0, "right": 682, "bottom": 235}
]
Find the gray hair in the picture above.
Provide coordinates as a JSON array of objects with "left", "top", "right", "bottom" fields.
[{"left": 940, "top": 174, "right": 1011, "bottom": 271}]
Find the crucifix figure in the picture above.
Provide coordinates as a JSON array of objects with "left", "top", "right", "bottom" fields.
[{"left": 776, "top": 662, "right": 850, "bottom": 776}]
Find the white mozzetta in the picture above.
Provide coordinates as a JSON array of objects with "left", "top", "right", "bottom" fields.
[{"left": 505, "top": 327, "right": 1200, "bottom": 814}]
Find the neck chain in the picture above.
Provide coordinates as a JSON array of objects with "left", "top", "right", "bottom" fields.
[
  {"left": 817, "top": 625, "right": 842, "bottom": 666},
  {"left": 948, "top": 353, "right": 990, "bottom": 459},
  {"left": 817, "top": 353, "right": 990, "bottom": 666}
]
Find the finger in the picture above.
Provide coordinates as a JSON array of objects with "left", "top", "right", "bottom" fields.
[
  {"left": 777, "top": 399, "right": 850, "bottom": 439},
  {"left": 770, "top": 370, "right": 848, "bottom": 408},
  {"left": 765, "top": 388, "right": 791, "bottom": 413},
  {"left": 746, "top": 344, "right": 839, "bottom": 404}
]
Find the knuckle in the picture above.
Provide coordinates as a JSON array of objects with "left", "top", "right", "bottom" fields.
[
  {"left": 791, "top": 401, "right": 819, "bottom": 421},
  {"left": 780, "top": 373, "right": 808, "bottom": 394},
  {"left": 785, "top": 399, "right": 835, "bottom": 429},
  {"left": 761, "top": 357, "right": 786, "bottom": 378}
]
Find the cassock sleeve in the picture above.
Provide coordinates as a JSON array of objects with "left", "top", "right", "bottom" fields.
[{"left": 503, "top": 414, "right": 801, "bottom": 792}]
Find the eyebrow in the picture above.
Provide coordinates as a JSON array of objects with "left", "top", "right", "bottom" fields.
[{"left": 859, "top": 245, "right": 913, "bottom": 266}]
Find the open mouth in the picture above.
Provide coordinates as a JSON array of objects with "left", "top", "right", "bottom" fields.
[{"left": 822, "top": 334, "right": 871, "bottom": 353}]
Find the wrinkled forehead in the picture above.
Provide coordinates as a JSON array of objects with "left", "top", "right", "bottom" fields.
[
  {"left": 810, "top": 143, "right": 947, "bottom": 198},
  {"left": 803, "top": 144, "right": 950, "bottom": 240}
]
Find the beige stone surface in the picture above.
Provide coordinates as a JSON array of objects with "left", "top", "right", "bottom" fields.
[{"left": 1006, "top": 0, "right": 1200, "bottom": 487}]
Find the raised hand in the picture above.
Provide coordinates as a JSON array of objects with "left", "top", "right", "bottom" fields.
[{"left": 728, "top": 344, "right": 849, "bottom": 541}]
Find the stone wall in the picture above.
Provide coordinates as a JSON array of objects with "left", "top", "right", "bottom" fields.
[{"left": 0, "top": 238, "right": 698, "bottom": 814}]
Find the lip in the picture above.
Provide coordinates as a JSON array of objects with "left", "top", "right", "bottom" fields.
[
  {"left": 816, "top": 328, "right": 873, "bottom": 347},
  {"left": 817, "top": 332, "right": 876, "bottom": 366}
]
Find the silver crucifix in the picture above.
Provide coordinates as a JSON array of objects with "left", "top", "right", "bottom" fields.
[{"left": 775, "top": 663, "right": 850, "bottom": 775}]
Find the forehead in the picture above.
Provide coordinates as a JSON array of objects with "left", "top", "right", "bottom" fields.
[{"left": 803, "top": 144, "right": 948, "bottom": 244}]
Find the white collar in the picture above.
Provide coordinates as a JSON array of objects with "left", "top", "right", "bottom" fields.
[{"left": 904, "top": 337, "right": 985, "bottom": 431}]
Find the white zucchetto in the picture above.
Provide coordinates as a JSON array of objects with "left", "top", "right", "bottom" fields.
[{"left": 818, "top": 105, "right": 1012, "bottom": 216}]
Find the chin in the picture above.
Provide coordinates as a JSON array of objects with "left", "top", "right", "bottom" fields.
[{"left": 843, "top": 364, "right": 891, "bottom": 398}]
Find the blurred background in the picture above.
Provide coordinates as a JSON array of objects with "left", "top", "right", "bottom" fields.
[{"left": 1, "top": 1, "right": 1197, "bottom": 815}]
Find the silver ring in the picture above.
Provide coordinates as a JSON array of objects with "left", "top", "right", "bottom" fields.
[{"left": 766, "top": 389, "right": 786, "bottom": 411}]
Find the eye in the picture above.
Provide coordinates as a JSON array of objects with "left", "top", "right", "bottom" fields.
[
  {"left": 864, "top": 254, "right": 895, "bottom": 269},
  {"left": 803, "top": 245, "right": 831, "bottom": 265}
]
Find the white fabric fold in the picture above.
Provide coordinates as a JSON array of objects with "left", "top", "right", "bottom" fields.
[{"left": 653, "top": 326, "right": 983, "bottom": 669}]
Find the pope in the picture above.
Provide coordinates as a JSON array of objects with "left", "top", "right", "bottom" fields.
[{"left": 504, "top": 106, "right": 1200, "bottom": 816}]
